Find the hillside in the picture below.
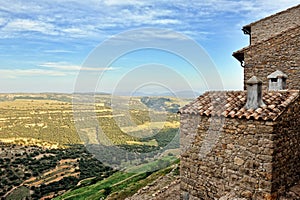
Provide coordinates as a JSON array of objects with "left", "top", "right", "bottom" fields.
[
  {"left": 54, "top": 156, "right": 179, "bottom": 200},
  {"left": 1, "top": 93, "right": 299, "bottom": 199},
  {"left": 0, "top": 93, "right": 188, "bottom": 199},
  {"left": 0, "top": 143, "right": 115, "bottom": 199}
]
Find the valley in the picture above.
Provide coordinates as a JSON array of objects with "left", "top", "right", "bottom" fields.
[{"left": 0, "top": 93, "right": 188, "bottom": 199}]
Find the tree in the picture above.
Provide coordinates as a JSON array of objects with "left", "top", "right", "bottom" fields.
[{"left": 103, "top": 186, "right": 112, "bottom": 196}]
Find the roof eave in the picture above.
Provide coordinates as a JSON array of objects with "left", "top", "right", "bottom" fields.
[
  {"left": 232, "top": 51, "right": 245, "bottom": 67},
  {"left": 242, "top": 25, "right": 251, "bottom": 35}
]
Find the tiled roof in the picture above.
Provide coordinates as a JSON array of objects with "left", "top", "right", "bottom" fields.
[{"left": 179, "top": 90, "right": 299, "bottom": 121}]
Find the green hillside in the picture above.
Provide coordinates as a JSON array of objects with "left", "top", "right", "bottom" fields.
[{"left": 54, "top": 156, "right": 179, "bottom": 200}]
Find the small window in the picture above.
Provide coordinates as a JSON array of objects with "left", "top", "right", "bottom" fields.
[{"left": 271, "top": 78, "right": 277, "bottom": 82}]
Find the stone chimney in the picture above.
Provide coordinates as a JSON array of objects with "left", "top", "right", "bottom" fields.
[
  {"left": 267, "top": 70, "right": 288, "bottom": 91},
  {"left": 245, "top": 76, "right": 266, "bottom": 109}
]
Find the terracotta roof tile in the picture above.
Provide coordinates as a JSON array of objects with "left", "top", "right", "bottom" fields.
[{"left": 179, "top": 90, "right": 299, "bottom": 121}]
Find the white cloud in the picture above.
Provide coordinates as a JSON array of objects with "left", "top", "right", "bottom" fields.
[
  {"left": 107, "top": 28, "right": 191, "bottom": 46},
  {"left": 60, "top": 25, "right": 101, "bottom": 38},
  {"left": 0, "top": 18, "right": 7, "bottom": 26},
  {"left": 2, "top": 0, "right": 297, "bottom": 41},
  {"left": 0, "top": 1, "right": 43, "bottom": 13},
  {"left": 0, "top": 69, "right": 68, "bottom": 79},
  {"left": 174, "top": 0, "right": 300, "bottom": 13},
  {"left": 39, "top": 62, "right": 81, "bottom": 71},
  {"left": 3, "top": 19, "right": 59, "bottom": 36},
  {"left": 254, "top": 0, "right": 300, "bottom": 9},
  {"left": 0, "top": 1, "right": 299, "bottom": 44},
  {"left": 147, "top": 18, "right": 181, "bottom": 25},
  {"left": 43, "top": 49, "right": 74, "bottom": 53},
  {"left": 138, "top": 29, "right": 189, "bottom": 40},
  {"left": 0, "top": 0, "right": 298, "bottom": 42},
  {"left": 62, "top": 28, "right": 88, "bottom": 35},
  {"left": 39, "top": 62, "right": 115, "bottom": 71},
  {"left": 102, "top": 0, "right": 144, "bottom": 6},
  {"left": 0, "top": 0, "right": 299, "bottom": 93},
  {"left": 237, "top": 0, "right": 300, "bottom": 24}
]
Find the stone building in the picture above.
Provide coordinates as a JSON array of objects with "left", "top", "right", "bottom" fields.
[
  {"left": 233, "top": 4, "right": 300, "bottom": 90},
  {"left": 180, "top": 4, "right": 300, "bottom": 200}
]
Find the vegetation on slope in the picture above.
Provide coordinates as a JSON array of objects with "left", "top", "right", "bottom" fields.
[
  {"left": 0, "top": 143, "right": 115, "bottom": 199},
  {"left": 0, "top": 93, "right": 187, "bottom": 199},
  {"left": 55, "top": 156, "right": 179, "bottom": 200}
]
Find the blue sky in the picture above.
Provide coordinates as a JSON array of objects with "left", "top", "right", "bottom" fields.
[{"left": 0, "top": 0, "right": 299, "bottom": 94}]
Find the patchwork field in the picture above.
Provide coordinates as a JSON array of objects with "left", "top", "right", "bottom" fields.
[
  {"left": 0, "top": 93, "right": 186, "bottom": 146},
  {"left": 0, "top": 95, "right": 80, "bottom": 145},
  {"left": 0, "top": 93, "right": 188, "bottom": 199}
]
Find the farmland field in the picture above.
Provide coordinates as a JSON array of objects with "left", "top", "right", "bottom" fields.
[
  {"left": 0, "top": 93, "right": 187, "bottom": 146},
  {"left": 0, "top": 93, "right": 188, "bottom": 199}
]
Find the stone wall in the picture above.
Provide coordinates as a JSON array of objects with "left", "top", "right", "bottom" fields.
[
  {"left": 180, "top": 114, "right": 201, "bottom": 155},
  {"left": 249, "top": 5, "right": 300, "bottom": 44},
  {"left": 243, "top": 26, "right": 300, "bottom": 90},
  {"left": 272, "top": 97, "right": 300, "bottom": 196},
  {"left": 180, "top": 116, "right": 277, "bottom": 199}
]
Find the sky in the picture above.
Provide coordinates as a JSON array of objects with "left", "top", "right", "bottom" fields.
[{"left": 0, "top": 0, "right": 300, "bottom": 94}]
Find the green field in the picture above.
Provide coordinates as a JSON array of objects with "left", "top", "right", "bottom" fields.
[{"left": 54, "top": 156, "right": 179, "bottom": 200}]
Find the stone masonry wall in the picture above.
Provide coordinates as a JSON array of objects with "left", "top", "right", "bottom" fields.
[
  {"left": 180, "top": 116, "right": 276, "bottom": 200},
  {"left": 180, "top": 114, "right": 202, "bottom": 160},
  {"left": 243, "top": 26, "right": 300, "bottom": 90},
  {"left": 249, "top": 5, "right": 300, "bottom": 44},
  {"left": 272, "top": 97, "right": 300, "bottom": 196}
]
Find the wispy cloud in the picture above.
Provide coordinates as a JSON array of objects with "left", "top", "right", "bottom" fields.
[
  {"left": 0, "top": 17, "right": 6, "bottom": 26},
  {"left": 43, "top": 49, "right": 74, "bottom": 53},
  {"left": 39, "top": 62, "right": 115, "bottom": 71},
  {"left": 110, "top": 29, "right": 192, "bottom": 44},
  {"left": 3, "top": 19, "right": 59, "bottom": 36},
  {"left": 102, "top": 0, "right": 145, "bottom": 6},
  {"left": 0, "top": 1, "right": 43, "bottom": 14},
  {"left": 0, "top": 69, "right": 68, "bottom": 79},
  {"left": 1, "top": 0, "right": 298, "bottom": 41},
  {"left": 0, "top": 61, "right": 114, "bottom": 79},
  {"left": 0, "top": 0, "right": 299, "bottom": 93}
]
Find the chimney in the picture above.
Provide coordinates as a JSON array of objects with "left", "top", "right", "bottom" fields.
[
  {"left": 245, "top": 76, "right": 266, "bottom": 109},
  {"left": 267, "top": 70, "right": 287, "bottom": 91}
]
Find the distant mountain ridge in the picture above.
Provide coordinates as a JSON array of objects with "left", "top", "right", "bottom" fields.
[{"left": 112, "top": 90, "right": 202, "bottom": 98}]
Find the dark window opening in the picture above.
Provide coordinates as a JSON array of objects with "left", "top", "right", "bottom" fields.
[{"left": 271, "top": 78, "right": 277, "bottom": 82}]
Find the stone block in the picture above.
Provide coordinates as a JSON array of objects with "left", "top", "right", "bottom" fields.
[{"left": 234, "top": 157, "right": 245, "bottom": 166}]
